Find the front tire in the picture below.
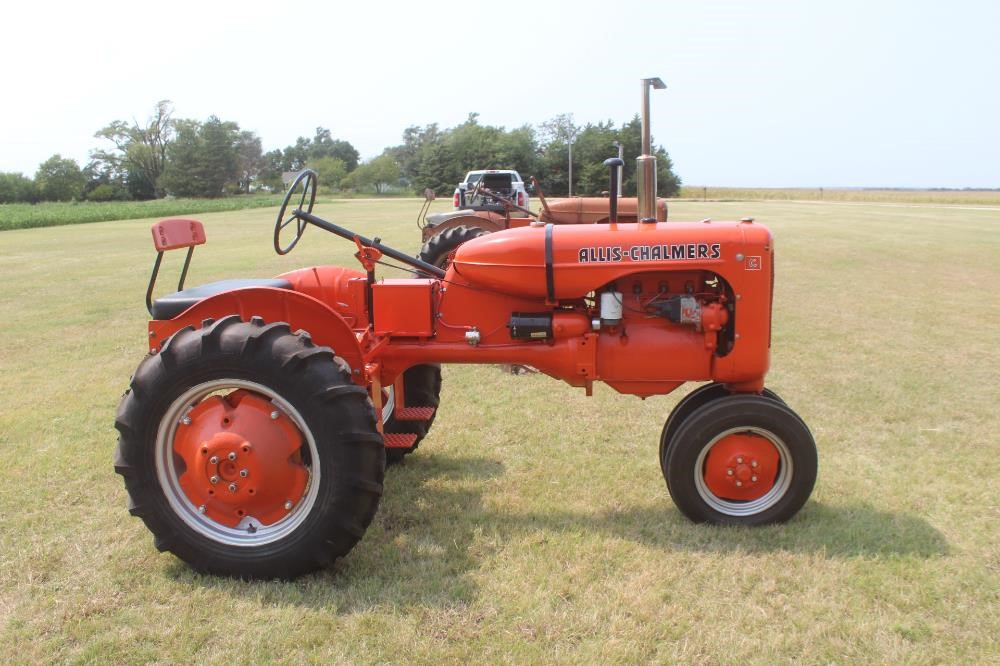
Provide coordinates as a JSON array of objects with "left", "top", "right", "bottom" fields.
[
  {"left": 417, "top": 225, "right": 488, "bottom": 269},
  {"left": 662, "top": 395, "right": 817, "bottom": 525},
  {"left": 114, "top": 316, "right": 385, "bottom": 579}
]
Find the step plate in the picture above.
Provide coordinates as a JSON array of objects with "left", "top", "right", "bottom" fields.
[
  {"left": 394, "top": 406, "right": 436, "bottom": 422},
  {"left": 383, "top": 433, "right": 418, "bottom": 449}
]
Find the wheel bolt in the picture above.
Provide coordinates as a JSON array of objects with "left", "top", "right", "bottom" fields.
[
  {"left": 284, "top": 500, "right": 293, "bottom": 510},
  {"left": 736, "top": 457, "right": 744, "bottom": 464},
  {"left": 228, "top": 483, "right": 238, "bottom": 493},
  {"left": 240, "top": 469, "right": 249, "bottom": 478},
  {"left": 751, "top": 460, "right": 758, "bottom": 468},
  {"left": 270, "top": 411, "right": 280, "bottom": 420},
  {"left": 210, "top": 475, "right": 219, "bottom": 485},
  {"left": 198, "top": 504, "right": 206, "bottom": 514},
  {"left": 209, "top": 456, "right": 219, "bottom": 465},
  {"left": 751, "top": 475, "right": 758, "bottom": 482},
  {"left": 181, "top": 416, "right": 192, "bottom": 426},
  {"left": 736, "top": 480, "right": 743, "bottom": 487},
  {"left": 228, "top": 451, "right": 237, "bottom": 461},
  {"left": 727, "top": 469, "right": 734, "bottom": 476}
]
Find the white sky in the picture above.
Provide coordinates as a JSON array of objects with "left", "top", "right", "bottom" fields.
[{"left": 2, "top": 0, "right": 997, "bottom": 188}]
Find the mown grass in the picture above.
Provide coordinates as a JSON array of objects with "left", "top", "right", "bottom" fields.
[
  {"left": 0, "top": 198, "right": 997, "bottom": 662},
  {"left": 679, "top": 186, "right": 1000, "bottom": 205}
]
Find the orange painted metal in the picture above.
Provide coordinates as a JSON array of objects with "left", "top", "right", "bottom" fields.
[
  {"left": 148, "top": 214, "right": 775, "bottom": 406},
  {"left": 174, "top": 390, "right": 308, "bottom": 527},
  {"left": 151, "top": 218, "right": 206, "bottom": 251},
  {"left": 702, "top": 433, "right": 779, "bottom": 501}
]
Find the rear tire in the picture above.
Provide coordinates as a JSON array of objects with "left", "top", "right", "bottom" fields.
[
  {"left": 662, "top": 395, "right": 817, "bottom": 525},
  {"left": 114, "top": 316, "right": 385, "bottom": 579},
  {"left": 418, "top": 225, "right": 488, "bottom": 269},
  {"left": 384, "top": 364, "right": 442, "bottom": 465}
]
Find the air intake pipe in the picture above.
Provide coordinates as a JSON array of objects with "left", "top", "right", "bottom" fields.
[
  {"left": 603, "top": 157, "right": 624, "bottom": 223},
  {"left": 637, "top": 77, "right": 666, "bottom": 223}
]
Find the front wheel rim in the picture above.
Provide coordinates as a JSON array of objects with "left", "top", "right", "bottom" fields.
[
  {"left": 155, "top": 379, "right": 320, "bottom": 547},
  {"left": 694, "top": 426, "right": 793, "bottom": 517}
]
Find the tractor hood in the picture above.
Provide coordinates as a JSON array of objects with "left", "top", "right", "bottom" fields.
[
  {"left": 540, "top": 197, "right": 668, "bottom": 224},
  {"left": 450, "top": 221, "right": 769, "bottom": 300}
]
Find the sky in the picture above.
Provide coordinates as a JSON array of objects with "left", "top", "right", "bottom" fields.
[{"left": 2, "top": 0, "right": 998, "bottom": 188}]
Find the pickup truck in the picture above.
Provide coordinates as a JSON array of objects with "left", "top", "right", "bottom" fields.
[{"left": 453, "top": 170, "right": 529, "bottom": 211}]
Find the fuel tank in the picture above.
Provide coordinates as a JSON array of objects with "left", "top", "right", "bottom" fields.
[{"left": 450, "top": 221, "right": 771, "bottom": 300}]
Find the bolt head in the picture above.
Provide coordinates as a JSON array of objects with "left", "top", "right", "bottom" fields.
[
  {"left": 735, "top": 480, "right": 743, "bottom": 487},
  {"left": 228, "top": 483, "right": 237, "bottom": 493},
  {"left": 240, "top": 469, "right": 249, "bottom": 478},
  {"left": 751, "top": 475, "right": 758, "bottom": 482},
  {"left": 181, "top": 416, "right": 192, "bottom": 426},
  {"left": 227, "top": 451, "right": 237, "bottom": 461},
  {"left": 284, "top": 500, "right": 293, "bottom": 510},
  {"left": 736, "top": 456, "right": 744, "bottom": 464},
  {"left": 726, "top": 469, "right": 734, "bottom": 476},
  {"left": 209, "top": 475, "right": 219, "bottom": 485},
  {"left": 209, "top": 455, "right": 219, "bottom": 465},
  {"left": 270, "top": 411, "right": 280, "bottom": 420},
  {"left": 751, "top": 460, "right": 758, "bottom": 468},
  {"left": 198, "top": 504, "right": 206, "bottom": 514}
]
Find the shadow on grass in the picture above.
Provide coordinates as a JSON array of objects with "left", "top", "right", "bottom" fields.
[{"left": 165, "top": 452, "right": 947, "bottom": 610}]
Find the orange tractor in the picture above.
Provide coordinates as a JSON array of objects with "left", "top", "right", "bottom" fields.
[{"left": 115, "top": 79, "right": 817, "bottom": 579}]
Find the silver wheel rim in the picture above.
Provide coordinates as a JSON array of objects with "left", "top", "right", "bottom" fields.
[
  {"left": 382, "top": 385, "right": 395, "bottom": 425},
  {"left": 694, "top": 426, "right": 793, "bottom": 517},
  {"left": 155, "top": 379, "right": 320, "bottom": 547}
]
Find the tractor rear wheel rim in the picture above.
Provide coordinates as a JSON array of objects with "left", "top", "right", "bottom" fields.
[
  {"left": 155, "top": 379, "right": 320, "bottom": 547},
  {"left": 695, "top": 426, "right": 792, "bottom": 517}
]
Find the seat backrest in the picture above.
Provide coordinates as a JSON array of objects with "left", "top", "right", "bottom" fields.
[{"left": 151, "top": 218, "right": 206, "bottom": 252}]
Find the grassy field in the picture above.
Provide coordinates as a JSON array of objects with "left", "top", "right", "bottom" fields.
[
  {"left": 0, "top": 198, "right": 997, "bottom": 663},
  {"left": 0, "top": 195, "right": 288, "bottom": 231},
  {"left": 679, "top": 186, "right": 1000, "bottom": 205}
]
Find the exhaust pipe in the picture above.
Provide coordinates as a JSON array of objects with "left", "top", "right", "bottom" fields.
[{"left": 637, "top": 77, "right": 666, "bottom": 223}]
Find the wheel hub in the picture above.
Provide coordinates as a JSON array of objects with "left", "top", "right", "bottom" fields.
[
  {"left": 703, "top": 433, "right": 779, "bottom": 501},
  {"left": 174, "top": 390, "right": 308, "bottom": 528}
]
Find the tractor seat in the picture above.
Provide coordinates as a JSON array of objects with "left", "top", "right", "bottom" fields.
[{"left": 151, "top": 279, "right": 293, "bottom": 320}]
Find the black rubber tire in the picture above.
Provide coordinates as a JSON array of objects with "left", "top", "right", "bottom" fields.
[
  {"left": 383, "top": 364, "right": 442, "bottom": 465},
  {"left": 662, "top": 394, "right": 817, "bottom": 526},
  {"left": 114, "top": 315, "right": 385, "bottom": 579},
  {"left": 417, "top": 225, "right": 489, "bottom": 269},
  {"left": 659, "top": 383, "right": 784, "bottom": 475}
]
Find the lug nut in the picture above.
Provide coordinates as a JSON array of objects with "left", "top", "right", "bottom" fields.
[
  {"left": 240, "top": 469, "right": 249, "bottom": 478},
  {"left": 751, "top": 475, "right": 758, "bottom": 482},
  {"left": 209, "top": 455, "right": 219, "bottom": 465},
  {"left": 181, "top": 416, "right": 192, "bottom": 426},
  {"left": 727, "top": 469, "right": 734, "bottom": 476},
  {"left": 751, "top": 460, "right": 758, "bottom": 468},
  {"left": 210, "top": 475, "right": 219, "bottom": 485},
  {"left": 736, "top": 480, "right": 743, "bottom": 487},
  {"left": 228, "top": 483, "right": 238, "bottom": 493},
  {"left": 284, "top": 500, "right": 293, "bottom": 510},
  {"left": 228, "top": 452, "right": 237, "bottom": 461},
  {"left": 736, "top": 457, "right": 744, "bottom": 464},
  {"left": 198, "top": 504, "right": 206, "bottom": 514},
  {"left": 270, "top": 411, "right": 280, "bottom": 420}
]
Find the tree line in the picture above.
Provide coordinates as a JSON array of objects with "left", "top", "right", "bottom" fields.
[{"left": 0, "top": 101, "right": 680, "bottom": 204}]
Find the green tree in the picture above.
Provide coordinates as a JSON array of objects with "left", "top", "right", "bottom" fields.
[
  {"left": 307, "top": 156, "right": 347, "bottom": 192},
  {"left": 235, "top": 131, "right": 264, "bottom": 194},
  {"left": 92, "top": 100, "right": 174, "bottom": 199},
  {"left": 159, "top": 116, "right": 241, "bottom": 197},
  {"left": 35, "top": 155, "right": 86, "bottom": 201},
  {"left": 0, "top": 172, "right": 38, "bottom": 203},
  {"left": 350, "top": 154, "right": 401, "bottom": 194},
  {"left": 309, "top": 127, "right": 359, "bottom": 171}
]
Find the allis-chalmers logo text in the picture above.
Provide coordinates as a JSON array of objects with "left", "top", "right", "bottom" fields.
[{"left": 577, "top": 243, "right": 722, "bottom": 263}]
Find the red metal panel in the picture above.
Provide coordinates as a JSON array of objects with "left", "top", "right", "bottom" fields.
[{"left": 372, "top": 279, "right": 435, "bottom": 337}]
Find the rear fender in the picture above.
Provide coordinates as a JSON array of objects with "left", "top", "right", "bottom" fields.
[{"left": 147, "top": 287, "right": 364, "bottom": 377}]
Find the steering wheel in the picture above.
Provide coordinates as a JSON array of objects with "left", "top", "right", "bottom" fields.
[{"left": 274, "top": 169, "right": 317, "bottom": 255}]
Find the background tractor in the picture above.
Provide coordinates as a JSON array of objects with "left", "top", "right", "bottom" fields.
[{"left": 115, "top": 78, "right": 817, "bottom": 579}]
